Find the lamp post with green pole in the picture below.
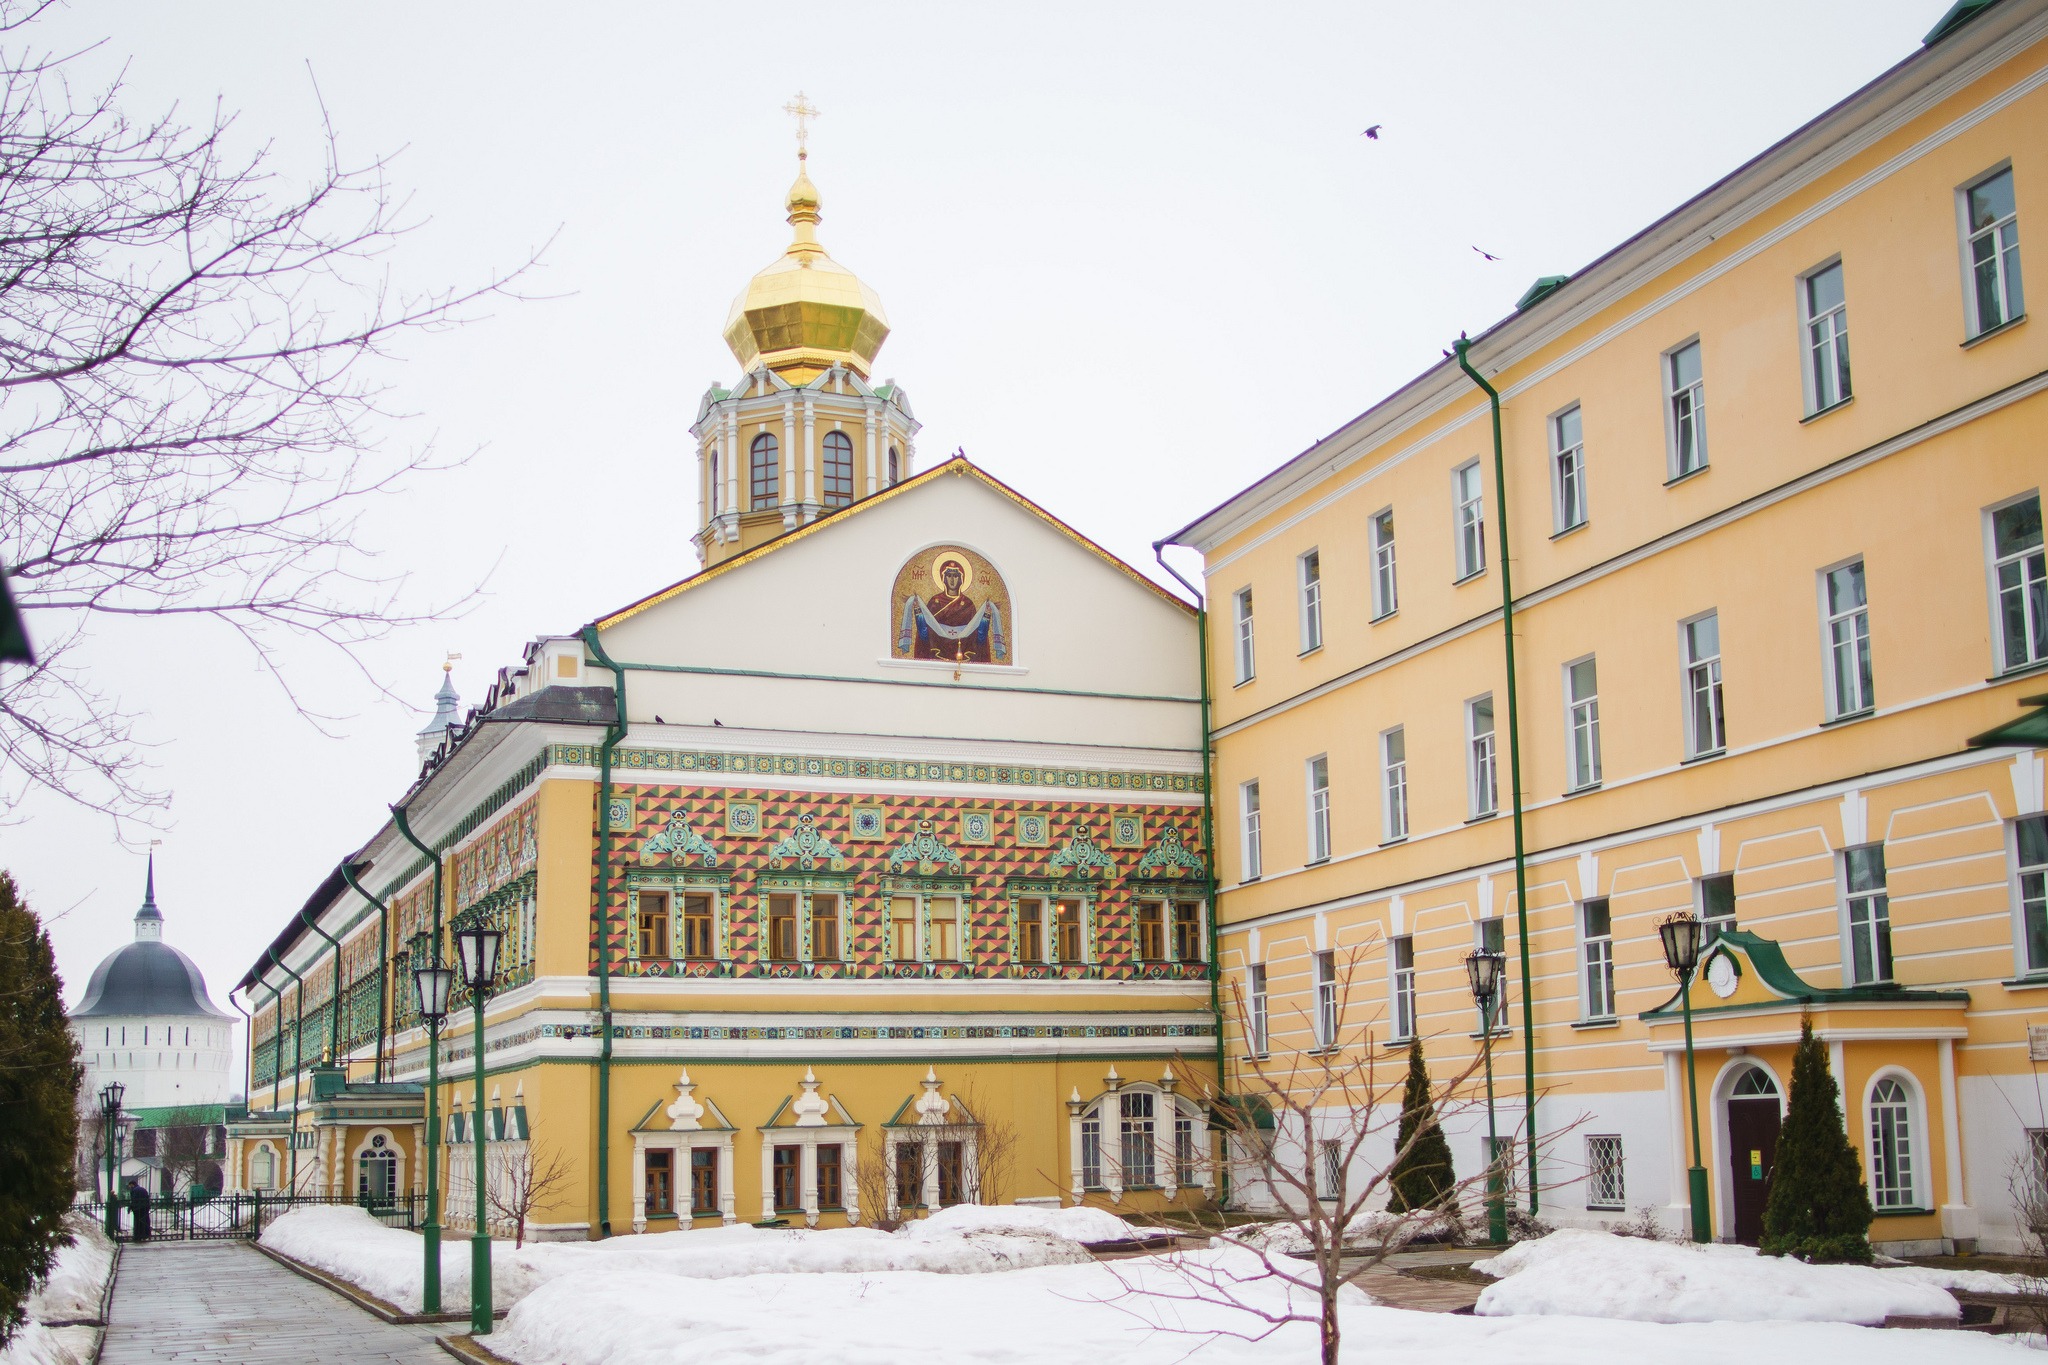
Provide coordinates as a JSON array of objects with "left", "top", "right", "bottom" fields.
[
  {"left": 1657, "top": 913, "right": 1712, "bottom": 1244},
  {"left": 1463, "top": 949, "right": 1508, "bottom": 1246},
  {"left": 411, "top": 960, "right": 453, "bottom": 1312},
  {"left": 98, "top": 1082, "right": 124, "bottom": 1237},
  {"left": 454, "top": 923, "right": 502, "bottom": 1336}
]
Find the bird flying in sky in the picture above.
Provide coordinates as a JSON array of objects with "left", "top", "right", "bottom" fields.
[
  {"left": 1362, "top": 124, "right": 1382, "bottom": 140},
  {"left": 1472, "top": 245, "right": 1501, "bottom": 261}
]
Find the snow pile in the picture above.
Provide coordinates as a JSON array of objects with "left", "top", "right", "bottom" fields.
[
  {"left": 25, "top": 1218, "right": 115, "bottom": 1323},
  {"left": 1474, "top": 1228, "right": 1961, "bottom": 1325},
  {"left": 1232, "top": 1210, "right": 1452, "bottom": 1256},
  {"left": 905, "top": 1202, "right": 1144, "bottom": 1244},
  {"left": 0, "top": 1322, "right": 99, "bottom": 1365},
  {"left": 260, "top": 1205, "right": 478, "bottom": 1313}
]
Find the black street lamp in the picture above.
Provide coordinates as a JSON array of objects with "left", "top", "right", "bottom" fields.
[
  {"left": 1464, "top": 950, "right": 1508, "bottom": 1245},
  {"left": 98, "top": 1082, "right": 125, "bottom": 1237},
  {"left": 412, "top": 961, "right": 454, "bottom": 1312},
  {"left": 454, "top": 923, "right": 502, "bottom": 1336},
  {"left": 1657, "top": 912, "right": 1712, "bottom": 1244}
]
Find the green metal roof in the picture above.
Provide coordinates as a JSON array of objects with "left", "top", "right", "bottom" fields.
[
  {"left": 1639, "top": 928, "right": 1970, "bottom": 1020},
  {"left": 1925, "top": 0, "right": 2002, "bottom": 46},
  {"left": 1968, "top": 692, "right": 2048, "bottom": 748},
  {"left": 1515, "top": 275, "right": 1571, "bottom": 311}
]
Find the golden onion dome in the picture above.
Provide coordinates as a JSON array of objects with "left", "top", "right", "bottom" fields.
[{"left": 722, "top": 155, "right": 890, "bottom": 382}]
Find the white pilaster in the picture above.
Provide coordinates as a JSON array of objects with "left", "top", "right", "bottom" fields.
[
  {"left": 801, "top": 397, "right": 817, "bottom": 521},
  {"left": 1938, "top": 1036, "right": 1976, "bottom": 1243},
  {"left": 864, "top": 403, "right": 879, "bottom": 496},
  {"left": 780, "top": 400, "right": 798, "bottom": 529}
]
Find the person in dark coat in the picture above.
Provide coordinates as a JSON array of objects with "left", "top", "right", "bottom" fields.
[{"left": 126, "top": 1179, "right": 151, "bottom": 1242}]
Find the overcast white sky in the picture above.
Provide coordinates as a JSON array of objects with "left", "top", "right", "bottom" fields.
[{"left": 9, "top": 1, "right": 1945, "bottom": 1066}]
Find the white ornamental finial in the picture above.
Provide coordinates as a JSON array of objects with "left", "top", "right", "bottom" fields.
[
  {"left": 793, "top": 1066, "right": 829, "bottom": 1127},
  {"left": 915, "top": 1067, "right": 949, "bottom": 1126},
  {"left": 1104, "top": 1064, "right": 1122, "bottom": 1092},
  {"left": 666, "top": 1067, "right": 705, "bottom": 1131}
]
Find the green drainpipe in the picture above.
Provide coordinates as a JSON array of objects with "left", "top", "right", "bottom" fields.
[
  {"left": 581, "top": 625, "right": 626, "bottom": 1239},
  {"left": 270, "top": 953, "right": 309, "bottom": 1194},
  {"left": 340, "top": 864, "right": 391, "bottom": 1084},
  {"left": 296, "top": 890, "right": 346, "bottom": 1073},
  {"left": 391, "top": 802, "right": 446, "bottom": 1312},
  {"left": 1153, "top": 546, "right": 1226, "bottom": 1157},
  {"left": 1453, "top": 335, "right": 1539, "bottom": 1214}
]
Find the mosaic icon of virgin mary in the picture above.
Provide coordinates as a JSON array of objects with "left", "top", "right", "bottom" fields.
[{"left": 897, "top": 551, "right": 1008, "bottom": 663}]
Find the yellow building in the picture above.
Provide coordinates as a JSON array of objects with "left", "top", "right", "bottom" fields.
[
  {"left": 224, "top": 146, "right": 1220, "bottom": 1240},
  {"left": 1161, "top": 0, "right": 2048, "bottom": 1254}
]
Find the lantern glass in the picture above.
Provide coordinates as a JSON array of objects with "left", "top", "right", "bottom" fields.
[
  {"left": 1464, "top": 950, "right": 1504, "bottom": 1008},
  {"left": 413, "top": 963, "right": 454, "bottom": 1024},
  {"left": 455, "top": 925, "right": 503, "bottom": 992},
  {"left": 1658, "top": 913, "right": 1704, "bottom": 976},
  {"left": 100, "top": 1081, "right": 125, "bottom": 1112}
]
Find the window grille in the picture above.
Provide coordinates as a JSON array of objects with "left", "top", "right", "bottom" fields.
[{"left": 1586, "top": 1135, "right": 1625, "bottom": 1209}]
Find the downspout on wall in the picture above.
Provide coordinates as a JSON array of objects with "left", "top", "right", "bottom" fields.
[
  {"left": 268, "top": 954, "right": 309, "bottom": 1193},
  {"left": 340, "top": 863, "right": 392, "bottom": 1084},
  {"left": 296, "top": 895, "right": 346, "bottom": 1073},
  {"left": 581, "top": 624, "right": 626, "bottom": 1238},
  {"left": 1452, "top": 335, "right": 1540, "bottom": 1213}
]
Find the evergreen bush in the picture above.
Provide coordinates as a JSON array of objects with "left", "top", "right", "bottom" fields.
[
  {"left": 1760, "top": 1016, "right": 1872, "bottom": 1263},
  {"left": 1385, "top": 1037, "right": 1456, "bottom": 1215},
  {"left": 0, "top": 872, "right": 82, "bottom": 1346}
]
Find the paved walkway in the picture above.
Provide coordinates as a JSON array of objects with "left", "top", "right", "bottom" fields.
[{"left": 102, "top": 1242, "right": 451, "bottom": 1364}]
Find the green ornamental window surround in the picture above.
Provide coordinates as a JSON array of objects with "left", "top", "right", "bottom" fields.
[
  {"left": 450, "top": 871, "right": 539, "bottom": 1007},
  {"left": 1004, "top": 877, "right": 1097, "bottom": 972},
  {"left": 623, "top": 868, "right": 732, "bottom": 963},
  {"left": 878, "top": 874, "right": 974, "bottom": 967},
  {"left": 757, "top": 871, "right": 855, "bottom": 965}
]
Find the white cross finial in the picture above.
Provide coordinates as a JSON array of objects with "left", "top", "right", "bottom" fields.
[{"left": 783, "top": 91, "right": 821, "bottom": 158}]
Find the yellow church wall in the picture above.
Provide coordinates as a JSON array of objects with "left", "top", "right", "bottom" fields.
[{"left": 534, "top": 776, "right": 598, "bottom": 981}]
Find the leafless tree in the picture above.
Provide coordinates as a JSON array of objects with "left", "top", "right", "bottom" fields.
[
  {"left": 152, "top": 1106, "right": 221, "bottom": 1201},
  {"left": 0, "top": 0, "right": 539, "bottom": 823},
  {"left": 485, "top": 1140, "right": 572, "bottom": 1248},
  {"left": 957, "top": 1083, "right": 1019, "bottom": 1207},
  {"left": 1107, "top": 942, "right": 1570, "bottom": 1365},
  {"left": 853, "top": 1135, "right": 912, "bottom": 1231}
]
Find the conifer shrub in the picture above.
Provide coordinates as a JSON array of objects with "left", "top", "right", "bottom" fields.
[
  {"left": 1759, "top": 1016, "right": 1872, "bottom": 1264},
  {"left": 0, "top": 872, "right": 82, "bottom": 1346},
  {"left": 1385, "top": 1036, "right": 1456, "bottom": 1217}
]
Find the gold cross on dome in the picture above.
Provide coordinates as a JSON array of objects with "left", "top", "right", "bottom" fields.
[{"left": 783, "top": 91, "right": 821, "bottom": 156}]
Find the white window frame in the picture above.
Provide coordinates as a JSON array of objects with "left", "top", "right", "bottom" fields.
[
  {"left": 1313, "top": 950, "right": 1338, "bottom": 1050},
  {"left": 1233, "top": 587, "right": 1256, "bottom": 684},
  {"left": 1564, "top": 654, "right": 1601, "bottom": 791},
  {"left": 1958, "top": 162, "right": 2024, "bottom": 338},
  {"left": 1586, "top": 1134, "right": 1625, "bottom": 1210},
  {"left": 1466, "top": 694, "right": 1497, "bottom": 819},
  {"left": 1840, "top": 842, "right": 1893, "bottom": 986},
  {"left": 1380, "top": 726, "right": 1408, "bottom": 843},
  {"left": 1389, "top": 935, "right": 1416, "bottom": 1042},
  {"left": 1986, "top": 490, "right": 2047, "bottom": 675},
  {"left": 1800, "top": 258, "right": 1852, "bottom": 414},
  {"left": 1239, "top": 780, "right": 1262, "bottom": 882},
  {"left": 1579, "top": 897, "right": 1615, "bottom": 1021},
  {"left": 1369, "top": 507, "right": 1398, "bottom": 620},
  {"left": 1297, "top": 549, "right": 1323, "bottom": 655},
  {"left": 1664, "top": 337, "right": 1707, "bottom": 480},
  {"left": 1818, "top": 557, "right": 1874, "bottom": 719},
  {"left": 1680, "top": 610, "right": 1726, "bottom": 759},
  {"left": 1863, "top": 1069, "right": 1927, "bottom": 1211},
  {"left": 1453, "top": 460, "right": 1487, "bottom": 580},
  {"left": 1549, "top": 402, "right": 1588, "bottom": 534},
  {"left": 1248, "top": 963, "right": 1269, "bottom": 1056},
  {"left": 1698, "top": 872, "right": 1737, "bottom": 943},
  {"left": 1305, "top": 754, "right": 1332, "bottom": 864},
  {"left": 2012, "top": 814, "right": 2048, "bottom": 979}
]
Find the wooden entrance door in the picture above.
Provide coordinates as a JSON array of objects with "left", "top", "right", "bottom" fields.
[{"left": 1726, "top": 1070, "right": 1782, "bottom": 1244}]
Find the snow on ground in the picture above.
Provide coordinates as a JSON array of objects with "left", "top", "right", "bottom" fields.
[
  {"left": 0, "top": 1322, "right": 99, "bottom": 1365},
  {"left": 260, "top": 1205, "right": 479, "bottom": 1313},
  {"left": 1473, "top": 1228, "right": 1970, "bottom": 1325},
  {"left": 1232, "top": 1210, "right": 1453, "bottom": 1256},
  {"left": 905, "top": 1202, "right": 1143, "bottom": 1243},
  {"left": 484, "top": 1247, "right": 2030, "bottom": 1365},
  {"left": 25, "top": 1218, "right": 115, "bottom": 1323}
]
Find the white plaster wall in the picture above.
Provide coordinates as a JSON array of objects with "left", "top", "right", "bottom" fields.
[
  {"left": 72, "top": 1014, "right": 234, "bottom": 1110},
  {"left": 1961, "top": 1071, "right": 2048, "bottom": 1254}
]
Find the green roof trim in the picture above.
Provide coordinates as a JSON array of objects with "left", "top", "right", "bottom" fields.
[
  {"left": 1925, "top": 0, "right": 2001, "bottom": 45},
  {"left": 1639, "top": 928, "right": 1971, "bottom": 1021},
  {"left": 1515, "top": 275, "right": 1571, "bottom": 311},
  {"left": 1968, "top": 692, "right": 2048, "bottom": 748},
  {"left": 126, "top": 1103, "right": 229, "bottom": 1128}
]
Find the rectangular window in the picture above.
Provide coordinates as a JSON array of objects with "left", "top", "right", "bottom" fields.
[
  {"left": 1136, "top": 900, "right": 1166, "bottom": 961},
  {"left": 636, "top": 891, "right": 670, "bottom": 959},
  {"left": 1370, "top": 508, "right": 1399, "bottom": 619},
  {"left": 1233, "top": 587, "right": 1256, "bottom": 684},
  {"left": 1822, "top": 560, "right": 1874, "bottom": 718},
  {"left": 1017, "top": 897, "right": 1047, "bottom": 962},
  {"left": 1551, "top": 404, "right": 1588, "bottom": 533},
  {"left": 1172, "top": 900, "right": 1203, "bottom": 963},
  {"left": 1298, "top": 549, "right": 1323, "bottom": 653},
  {"left": 1700, "top": 873, "right": 1736, "bottom": 943},
  {"left": 1453, "top": 460, "right": 1487, "bottom": 579},
  {"left": 1390, "top": 935, "right": 1416, "bottom": 1041},
  {"left": 1319, "top": 1139, "right": 1342, "bottom": 1202},
  {"left": 1476, "top": 917, "right": 1507, "bottom": 1030},
  {"left": 1306, "top": 755, "right": 1332, "bottom": 863},
  {"left": 809, "top": 893, "right": 840, "bottom": 962},
  {"left": 1175, "top": 1114, "right": 1199, "bottom": 1186},
  {"left": 1682, "top": 611, "right": 1726, "bottom": 758},
  {"left": 1055, "top": 898, "right": 1085, "bottom": 964},
  {"left": 1081, "top": 1110, "right": 1102, "bottom": 1188},
  {"left": 1119, "top": 1091, "right": 1156, "bottom": 1187},
  {"left": 1991, "top": 494, "right": 2047, "bottom": 672},
  {"left": 1845, "top": 844, "right": 1893, "bottom": 985},
  {"left": 1467, "top": 695, "right": 1497, "bottom": 818},
  {"left": 1667, "top": 340, "right": 1707, "bottom": 478},
  {"left": 937, "top": 1140, "right": 965, "bottom": 1205},
  {"left": 1566, "top": 657, "right": 1601, "bottom": 790},
  {"left": 897, "top": 1141, "right": 925, "bottom": 1206},
  {"left": 888, "top": 895, "right": 919, "bottom": 962},
  {"left": 1382, "top": 727, "right": 1408, "bottom": 842},
  {"left": 2020, "top": 816, "right": 2048, "bottom": 975},
  {"left": 690, "top": 1148, "right": 719, "bottom": 1215},
  {"left": 682, "top": 894, "right": 716, "bottom": 959},
  {"left": 1314, "top": 950, "right": 1338, "bottom": 1049},
  {"left": 928, "top": 896, "right": 961, "bottom": 961},
  {"left": 772, "top": 1145, "right": 801, "bottom": 1211},
  {"left": 1581, "top": 898, "right": 1615, "bottom": 1020},
  {"left": 1248, "top": 963, "right": 1268, "bottom": 1055},
  {"left": 1240, "top": 780, "right": 1263, "bottom": 880},
  {"left": 1803, "top": 261, "right": 1852, "bottom": 412},
  {"left": 1964, "top": 166, "right": 2024, "bottom": 336},
  {"left": 767, "top": 894, "right": 798, "bottom": 961},
  {"left": 817, "top": 1144, "right": 843, "bottom": 1208},
  {"left": 1586, "top": 1135, "right": 1625, "bottom": 1210},
  {"left": 645, "top": 1149, "right": 674, "bottom": 1215}
]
